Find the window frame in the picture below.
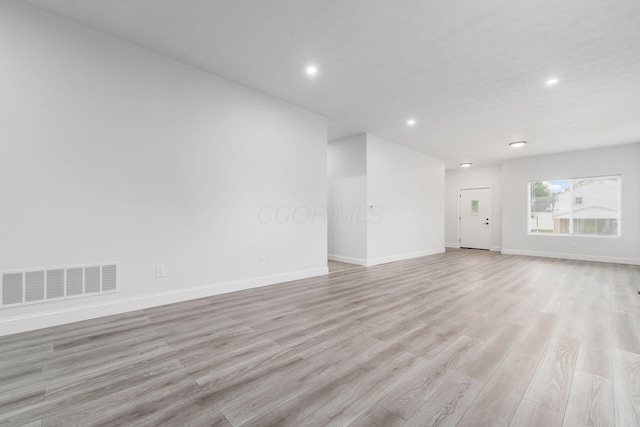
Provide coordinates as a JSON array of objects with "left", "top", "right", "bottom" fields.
[{"left": 527, "top": 174, "right": 621, "bottom": 238}]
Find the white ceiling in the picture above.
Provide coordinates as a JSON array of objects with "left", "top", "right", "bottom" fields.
[{"left": 22, "top": 0, "right": 640, "bottom": 169}]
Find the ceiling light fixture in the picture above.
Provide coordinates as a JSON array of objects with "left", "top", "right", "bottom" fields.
[
  {"left": 460, "top": 162, "right": 472, "bottom": 168},
  {"left": 305, "top": 65, "right": 318, "bottom": 77},
  {"left": 407, "top": 119, "right": 416, "bottom": 126},
  {"left": 545, "top": 78, "right": 559, "bottom": 86},
  {"left": 509, "top": 141, "right": 527, "bottom": 148}
]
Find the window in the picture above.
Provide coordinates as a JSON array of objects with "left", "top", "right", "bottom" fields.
[{"left": 528, "top": 175, "right": 621, "bottom": 237}]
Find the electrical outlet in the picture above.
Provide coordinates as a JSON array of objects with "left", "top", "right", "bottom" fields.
[
  {"left": 260, "top": 255, "right": 266, "bottom": 265},
  {"left": 156, "top": 264, "right": 166, "bottom": 278}
]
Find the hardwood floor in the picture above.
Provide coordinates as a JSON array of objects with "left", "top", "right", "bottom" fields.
[
  {"left": 1, "top": 249, "right": 639, "bottom": 426},
  {"left": 328, "top": 260, "right": 361, "bottom": 273}
]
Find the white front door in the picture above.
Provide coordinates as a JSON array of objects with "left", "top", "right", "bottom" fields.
[{"left": 460, "top": 188, "right": 491, "bottom": 250}]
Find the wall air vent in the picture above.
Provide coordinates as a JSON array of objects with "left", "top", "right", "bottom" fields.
[{"left": 1, "top": 263, "right": 118, "bottom": 308}]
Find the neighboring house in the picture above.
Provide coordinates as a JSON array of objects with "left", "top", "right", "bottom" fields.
[{"left": 551, "top": 178, "right": 619, "bottom": 235}]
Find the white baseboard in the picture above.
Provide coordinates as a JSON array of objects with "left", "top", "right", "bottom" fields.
[
  {"left": 327, "top": 254, "right": 367, "bottom": 266},
  {"left": 490, "top": 246, "right": 502, "bottom": 252},
  {"left": 366, "top": 248, "right": 445, "bottom": 267},
  {"left": 0, "top": 267, "right": 328, "bottom": 337},
  {"left": 500, "top": 248, "right": 640, "bottom": 265}
]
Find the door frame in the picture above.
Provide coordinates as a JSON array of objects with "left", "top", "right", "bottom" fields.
[{"left": 458, "top": 186, "right": 492, "bottom": 249}]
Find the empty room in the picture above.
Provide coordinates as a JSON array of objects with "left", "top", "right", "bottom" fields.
[{"left": 2, "top": 0, "right": 640, "bottom": 426}]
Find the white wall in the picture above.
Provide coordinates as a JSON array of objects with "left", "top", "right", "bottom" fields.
[
  {"left": 0, "top": 1, "right": 328, "bottom": 335},
  {"left": 366, "top": 134, "right": 445, "bottom": 265},
  {"left": 445, "top": 165, "right": 502, "bottom": 251},
  {"left": 502, "top": 143, "right": 640, "bottom": 264},
  {"left": 327, "top": 134, "right": 368, "bottom": 264}
]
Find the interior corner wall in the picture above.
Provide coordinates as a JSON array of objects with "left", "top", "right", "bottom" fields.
[
  {"left": 502, "top": 143, "right": 640, "bottom": 264},
  {"left": 445, "top": 165, "right": 502, "bottom": 251},
  {"left": 327, "top": 134, "right": 368, "bottom": 265},
  {"left": 0, "top": 1, "right": 328, "bottom": 335},
  {"left": 366, "top": 134, "right": 445, "bottom": 265}
]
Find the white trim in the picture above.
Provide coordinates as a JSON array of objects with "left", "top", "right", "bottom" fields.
[
  {"left": 366, "top": 248, "right": 445, "bottom": 267},
  {"left": 445, "top": 242, "right": 461, "bottom": 249},
  {"left": 490, "top": 246, "right": 502, "bottom": 252},
  {"left": 0, "top": 267, "right": 328, "bottom": 337},
  {"left": 327, "top": 254, "right": 367, "bottom": 266},
  {"left": 500, "top": 248, "right": 639, "bottom": 265}
]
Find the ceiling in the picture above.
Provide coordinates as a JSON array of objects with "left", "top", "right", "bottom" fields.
[{"left": 22, "top": 0, "right": 640, "bottom": 169}]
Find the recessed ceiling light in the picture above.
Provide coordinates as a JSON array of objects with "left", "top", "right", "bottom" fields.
[
  {"left": 460, "top": 162, "right": 472, "bottom": 168},
  {"left": 407, "top": 119, "right": 416, "bottom": 126},
  {"left": 306, "top": 65, "right": 318, "bottom": 77},
  {"left": 545, "top": 78, "right": 559, "bottom": 86},
  {"left": 509, "top": 141, "right": 527, "bottom": 148}
]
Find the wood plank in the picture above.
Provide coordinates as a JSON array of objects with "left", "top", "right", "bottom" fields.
[
  {"left": 456, "top": 322, "right": 524, "bottom": 382},
  {"left": 611, "top": 311, "right": 640, "bottom": 354},
  {"left": 457, "top": 351, "right": 539, "bottom": 426},
  {"left": 575, "top": 310, "right": 612, "bottom": 379},
  {"left": 71, "top": 382, "right": 205, "bottom": 427},
  {"left": 562, "top": 370, "right": 614, "bottom": 427},
  {"left": 0, "top": 384, "right": 45, "bottom": 417},
  {"left": 510, "top": 398, "right": 564, "bottom": 427},
  {"left": 219, "top": 357, "right": 340, "bottom": 425},
  {"left": 512, "top": 311, "right": 559, "bottom": 357},
  {"left": 2, "top": 359, "right": 185, "bottom": 426},
  {"left": 0, "top": 365, "right": 44, "bottom": 393},
  {"left": 403, "top": 372, "right": 484, "bottom": 427},
  {"left": 238, "top": 374, "right": 350, "bottom": 427},
  {"left": 378, "top": 335, "right": 480, "bottom": 420},
  {"left": 130, "top": 407, "right": 231, "bottom": 427},
  {"left": 612, "top": 349, "right": 640, "bottom": 426},
  {"left": 348, "top": 404, "right": 404, "bottom": 427},
  {"left": 524, "top": 334, "right": 580, "bottom": 412},
  {"left": 299, "top": 352, "right": 421, "bottom": 426}
]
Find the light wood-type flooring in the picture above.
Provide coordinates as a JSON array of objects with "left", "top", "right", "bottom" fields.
[
  {"left": 1, "top": 249, "right": 640, "bottom": 426},
  {"left": 328, "top": 260, "right": 362, "bottom": 273}
]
